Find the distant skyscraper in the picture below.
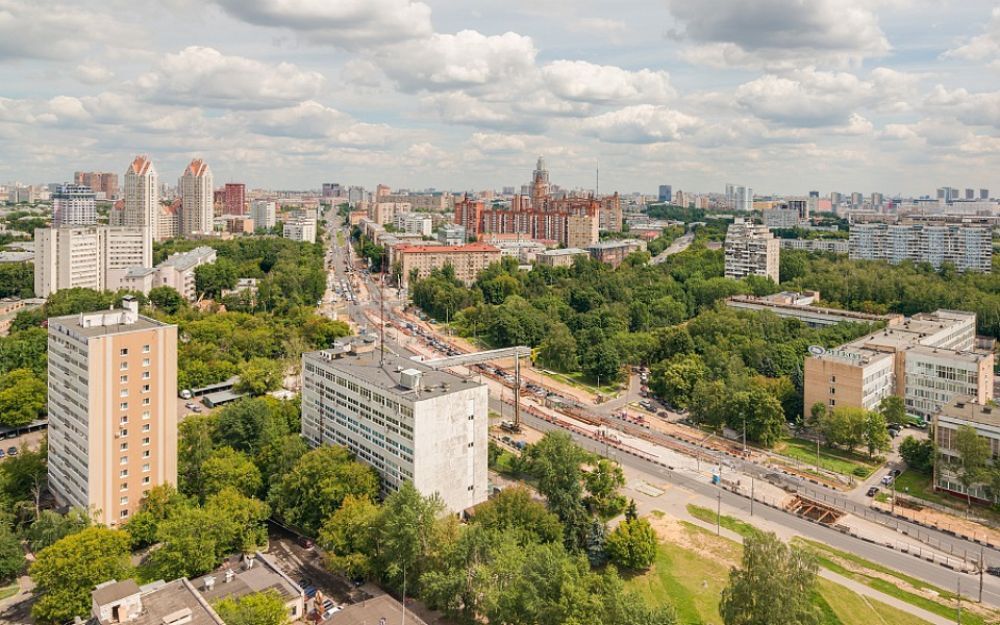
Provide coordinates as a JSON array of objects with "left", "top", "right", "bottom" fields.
[
  {"left": 74, "top": 172, "right": 119, "bottom": 200},
  {"left": 321, "top": 183, "right": 342, "bottom": 198},
  {"left": 850, "top": 192, "right": 863, "bottom": 207},
  {"left": 966, "top": 188, "right": 975, "bottom": 200},
  {"left": 725, "top": 183, "right": 735, "bottom": 208},
  {"left": 734, "top": 186, "right": 753, "bottom": 212},
  {"left": 123, "top": 155, "right": 159, "bottom": 248},
  {"left": 981, "top": 189, "right": 990, "bottom": 200},
  {"left": 724, "top": 218, "right": 779, "bottom": 283},
  {"left": 250, "top": 200, "right": 276, "bottom": 232},
  {"left": 531, "top": 156, "right": 550, "bottom": 208},
  {"left": 223, "top": 183, "right": 245, "bottom": 215},
  {"left": 52, "top": 183, "right": 96, "bottom": 226},
  {"left": 180, "top": 159, "right": 214, "bottom": 236},
  {"left": 871, "top": 192, "right": 883, "bottom": 208},
  {"left": 658, "top": 185, "right": 673, "bottom": 203}
]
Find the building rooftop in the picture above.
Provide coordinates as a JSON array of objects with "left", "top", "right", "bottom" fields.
[
  {"left": 49, "top": 300, "right": 170, "bottom": 338},
  {"left": 396, "top": 243, "right": 499, "bottom": 254},
  {"left": 937, "top": 398, "right": 1000, "bottom": 429},
  {"left": 587, "top": 239, "right": 643, "bottom": 250},
  {"left": 190, "top": 553, "right": 301, "bottom": 606},
  {"left": 333, "top": 594, "right": 428, "bottom": 625},
  {"left": 538, "top": 248, "right": 588, "bottom": 256},
  {"left": 157, "top": 246, "right": 215, "bottom": 272},
  {"left": 92, "top": 578, "right": 224, "bottom": 625},
  {"left": 304, "top": 345, "right": 484, "bottom": 402},
  {"left": 92, "top": 579, "right": 140, "bottom": 606},
  {"left": 906, "top": 344, "right": 991, "bottom": 364}
]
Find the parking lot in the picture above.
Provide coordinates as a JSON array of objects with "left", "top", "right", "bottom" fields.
[{"left": 266, "top": 525, "right": 371, "bottom": 622}]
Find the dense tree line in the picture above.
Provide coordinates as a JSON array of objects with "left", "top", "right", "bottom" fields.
[{"left": 0, "top": 262, "right": 33, "bottom": 298}]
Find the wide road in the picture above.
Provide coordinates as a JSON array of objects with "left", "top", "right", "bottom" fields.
[{"left": 325, "top": 216, "right": 1000, "bottom": 607}]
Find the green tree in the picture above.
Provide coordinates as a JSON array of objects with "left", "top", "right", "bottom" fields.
[
  {"left": 177, "top": 414, "right": 216, "bottom": 498},
  {"left": 30, "top": 527, "right": 134, "bottom": 625},
  {"left": 317, "top": 494, "right": 379, "bottom": 580},
  {"left": 213, "top": 398, "right": 296, "bottom": 456},
  {"left": 236, "top": 357, "right": 284, "bottom": 396},
  {"left": 269, "top": 445, "right": 380, "bottom": 536},
  {"left": 584, "top": 459, "right": 627, "bottom": 519},
  {"left": 863, "top": 410, "right": 891, "bottom": 458},
  {"left": 719, "top": 531, "right": 820, "bottom": 625},
  {"left": 195, "top": 258, "right": 239, "bottom": 298},
  {"left": 518, "top": 432, "right": 591, "bottom": 548},
  {"left": 148, "top": 286, "right": 185, "bottom": 314},
  {"left": 25, "top": 508, "right": 91, "bottom": 552},
  {"left": 0, "top": 368, "right": 46, "bottom": 426},
  {"left": 878, "top": 395, "right": 908, "bottom": 427},
  {"left": 255, "top": 434, "right": 309, "bottom": 492},
  {"left": 605, "top": 517, "right": 657, "bottom": 571},
  {"left": 0, "top": 523, "right": 24, "bottom": 581},
  {"left": 820, "top": 407, "right": 868, "bottom": 452},
  {"left": 373, "top": 482, "right": 445, "bottom": 590},
  {"left": 201, "top": 447, "right": 263, "bottom": 498},
  {"left": 0, "top": 262, "right": 34, "bottom": 298},
  {"left": 899, "top": 436, "right": 934, "bottom": 474},
  {"left": 0, "top": 441, "right": 47, "bottom": 520},
  {"left": 955, "top": 424, "right": 991, "bottom": 508},
  {"left": 470, "top": 486, "right": 562, "bottom": 544},
  {"left": 214, "top": 590, "right": 290, "bottom": 625},
  {"left": 651, "top": 353, "right": 708, "bottom": 410},
  {"left": 536, "top": 322, "right": 579, "bottom": 372}
]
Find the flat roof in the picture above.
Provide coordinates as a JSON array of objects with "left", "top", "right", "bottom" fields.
[
  {"left": 331, "top": 593, "right": 428, "bottom": 625},
  {"left": 906, "top": 344, "right": 991, "bottom": 364},
  {"left": 304, "top": 348, "right": 484, "bottom": 401},
  {"left": 191, "top": 554, "right": 300, "bottom": 606},
  {"left": 158, "top": 246, "right": 215, "bottom": 271},
  {"left": 93, "top": 579, "right": 140, "bottom": 605},
  {"left": 49, "top": 311, "right": 169, "bottom": 338},
  {"left": 587, "top": 239, "right": 642, "bottom": 250},
  {"left": 938, "top": 398, "right": 1000, "bottom": 429},
  {"left": 395, "top": 243, "right": 499, "bottom": 254},
  {"left": 100, "top": 579, "right": 224, "bottom": 625},
  {"left": 539, "top": 248, "right": 588, "bottom": 256}
]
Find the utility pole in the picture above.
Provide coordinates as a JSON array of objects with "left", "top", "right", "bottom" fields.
[
  {"left": 980, "top": 545, "right": 985, "bottom": 603},
  {"left": 957, "top": 577, "right": 961, "bottom": 624},
  {"left": 891, "top": 473, "right": 896, "bottom": 515},
  {"left": 716, "top": 462, "right": 722, "bottom": 536},
  {"left": 750, "top": 475, "right": 755, "bottom": 516}
]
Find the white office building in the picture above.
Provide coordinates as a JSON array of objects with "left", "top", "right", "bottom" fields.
[
  {"left": 301, "top": 344, "right": 489, "bottom": 513},
  {"left": 179, "top": 159, "right": 214, "bottom": 236},
  {"left": 724, "top": 218, "right": 780, "bottom": 283},
  {"left": 52, "top": 183, "right": 97, "bottom": 227},
  {"left": 394, "top": 213, "right": 433, "bottom": 237},
  {"left": 734, "top": 186, "right": 753, "bottom": 212},
  {"left": 283, "top": 218, "right": 316, "bottom": 243},
  {"left": 250, "top": 200, "right": 276, "bottom": 231}
]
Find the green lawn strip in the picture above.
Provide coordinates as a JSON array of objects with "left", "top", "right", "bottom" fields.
[
  {"left": 816, "top": 578, "right": 932, "bottom": 625},
  {"left": 686, "top": 503, "right": 763, "bottom": 539},
  {"left": 539, "top": 369, "right": 622, "bottom": 396},
  {"left": 893, "top": 471, "right": 1000, "bottom": 525},
  {"left": 793, "top": 538, "right": 987, "bottom": 625},
  {"left": 775, "top": 438, "right": 879, "bottom": 477},
  {"left": 0, "top": 583, "right": 17, "bottom": 602}
]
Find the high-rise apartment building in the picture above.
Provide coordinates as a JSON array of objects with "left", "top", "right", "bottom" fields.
[
  {"left": 724, "top": 218, "right": 780, "bottom": 283},
  {"left": 733, "top": 186, "right": 753, "bottom": 212},
  {"left": 530, "top": 156, "right": 550, "bottom": 208},
  {"left": 302, "top": 343, "right": 488, "bottom": 512},
  {"left": 250, "top": 200, "right": 276, "bottom": 231},
  {"left": 966, "top": 188, "right": 975, "bottom": 200},
  {"left": 179, "top": 159, "right": 214, "bottom": 236},
  {"left": 47, "top": 297, "right": 177, "bottom": 526},
  {"left": 223, "top": 183, "right": 245, "bottom": 215},
  {"left": 34, "top": 226, "right": 151, "bottom": 297},
  {"left": 849, "top": 222, "right": 992, "bottom": 273},
  {"left": 657, "top": 185, "right": 672, "bottom": 203},
  {"left": 321, "top": 183, "right": 342, "bottom": 198},
  {"left": 804, "top": 310, "right": 992, "bottom": 421},
  {"left": 123, "top": 156, "right": 158, "bottom": 248},
  {"left": 74, "top": 172, "right": 119, "bottom": 200},
  {"left": 52, "top": 183, "right": 97, "bottom": 227},
  {"left": 282, "top": 218, "right": 316, "bottom": 243},
  {"left": 981, "top": 189, "right": 990, "bottom": 200}
]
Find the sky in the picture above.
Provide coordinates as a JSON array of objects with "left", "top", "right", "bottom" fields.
[{"left": 2, "top": 0, "right": 1000, "bottom": 196}]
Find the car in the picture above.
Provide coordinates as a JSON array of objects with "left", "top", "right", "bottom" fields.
[
  {"left": 866, "top": 486, "right": 879, "bottom": 497},
  {"left": 303, "top": 586, "right": 318, "bottom": 599},
  {"left": 4, "top": 431, "right": 15, "bottom": 439},
  {"left": 191, "top": 406, "right": 202, "bottom": 414},
  {"left": 322, "top": 604, "right": 342, "bottom": 619},
  {"left": 6, "top": 447, "right": 17, "bottom": 457},
  {"left": 881, "top": 475, "right": 894, "bottom": 486},
  {"left": 0, "top": 449, "right": 6, "bottom": 459},
  {"left": 890, "top": 469, "right": 902, "bottom": 478},
  {"left": 298, "top": 536, "right": 314, "bottom": 549},
  {"left": 987, "top": 566, "right": 1000, "bottom": 577}
]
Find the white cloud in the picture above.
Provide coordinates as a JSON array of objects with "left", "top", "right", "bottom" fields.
[
  {"left": 924, "top": 85, "right": 1000, "bottom": 129},
  {"left": 138, "top": 46, "right": 323, "bottom": 109},
  {"left": 76, "top": 63, "right": 115, "bottom": 85},
  {"left": 236, "top": 101, "right": 395, "bottom": 146},
  {"left": 943, "top": 8, "right": 1000, "bottom": 63},
  {"left": 212, "top": 0, "right": 433, "bottom": 47},
  {"left": 0, "top": 0, "right": 115, "bottom": 61},
  {"left": 579, "top": 105, "right": 700, "bottom": 143},
  {"left": 376, "top": 30, "right": 537, "bottom": 92},
  {"left": 541, "top": 61, "right": 674, "bottom": 104},
  {"left": 666, "top": 0, "right": 890, "bottom": 69}
]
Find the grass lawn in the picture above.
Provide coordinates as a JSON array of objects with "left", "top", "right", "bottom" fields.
[
  {"left": 628, "top": 518, "right": 935, "bottom": 625},
  {"left": 893, "top": 470, "right": 950, "bottom": 506},
  {"left": 793, "top": 537, "right": 993, "bottom": 625},
  {"left": 775, "top": 437, "right": 880, "bottom": 478},
  {"left": 490, "top": 449, "right": 518, "bottom": 475},
  {"left": 686, "top": 504, "right": 762, "bottom": 539},
  {"left": 335, "top": 231, "right": 345, "bottom": 246},
  {"left": 0, "top": 583, "right": 17, "bottom": 602},
  {"left": 540, "top": 369, "right": 623, "bottom": 396}
]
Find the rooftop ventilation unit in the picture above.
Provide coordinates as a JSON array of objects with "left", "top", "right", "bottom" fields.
[{"left": 400, "top": 369, "right": 422, "bottom": 389}]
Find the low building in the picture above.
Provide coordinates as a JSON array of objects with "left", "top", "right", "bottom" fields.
[
  {"left": 803, "top": 309, "right": 992, "bottom": 420},
  {"left": 933, "top": 398, "right": 1000, "bottom": 502},
  {"left": 586, "top": 239, "right": 647, "bottom": 268},
  {"left": 762, "top": 208, "right": 802, "bottom": 229},
  {"left": 225, "top": 217, "right": 254, "bottom": 234},
  {"left": 153, "top": 247, "right": 217, "bottom": 300},
  {"left": 333, "top": 593, "right": 428, "bottom": 625},
  {"left": 726, "top": 293, "right": 898, "bottom": 327},
  {"left": 88, "top": 552, "right": 304, "bottom": 625},
  {"left": 395, "top": 243, "right": 501, "bottom": 288},
  {"left": 437, "top": 223, "right": 467, "bottom": 246},
  {"left": 0, "top": 297, "right": 43, "bottom": 336},
  {"left": 535, "top": 248, "right": 589, "bottom": 268},
  {"left": 394, "top": 212, "right": 433, "bottom": 237},
  {"left": 302, "top": 342, "right": 489, "bottom": 513}
]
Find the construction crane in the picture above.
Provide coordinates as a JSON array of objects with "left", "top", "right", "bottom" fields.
[{"left": 423, "top": 346, "right": 532, "bottom": 429}]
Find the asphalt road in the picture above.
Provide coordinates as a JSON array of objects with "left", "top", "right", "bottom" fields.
[{"left": 324, "top": 219, "right": 1000, "bottom": 607}]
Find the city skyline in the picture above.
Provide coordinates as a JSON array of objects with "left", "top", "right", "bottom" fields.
[{"left": 2, "top": 1, "right": 1000, "bottom": 194}]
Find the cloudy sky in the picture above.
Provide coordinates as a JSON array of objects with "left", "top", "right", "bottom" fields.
[{"left": 2, "top": 0, "right": 1000, "bottom": 196}]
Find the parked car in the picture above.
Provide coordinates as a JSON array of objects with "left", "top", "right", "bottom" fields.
[
  {"left": 7, "top": 447, "right": 17, "bottom": 457},
  {"left": 0, "top": 449, "right": 7, "bottom": 459},
  {"left": 303, "top": 586, "right": 318, "bottom": 599},
  {"left": 866, "top": 487, "right": 879, "bottom": 497},
  {"left": 987, "top": 566, "right": 1000, "bottom": 577},
  {"left": 880, "top": 474, "right": 894, "bottom": 486}
]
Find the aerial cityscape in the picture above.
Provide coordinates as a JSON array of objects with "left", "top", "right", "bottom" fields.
[{"left": 2, "top": 1, "right": 1000, "bottom": 625}]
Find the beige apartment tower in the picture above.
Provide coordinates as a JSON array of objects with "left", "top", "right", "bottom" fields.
[
  {"left": 180, "top": 158, "right": 214, "bottom": 236},
  {"left": 724, "top": 218, "right": 780, "bottom": 283},
  {"left": 47, "top": 298, "right": 177, "bottom": 526}
]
